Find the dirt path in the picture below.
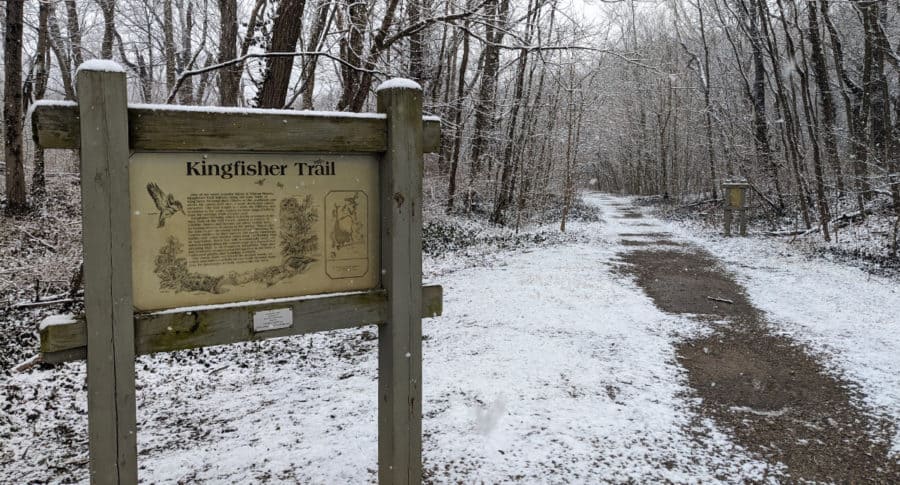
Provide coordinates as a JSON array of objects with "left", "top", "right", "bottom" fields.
[{"left": 599, "top": 195, "right": 900, "bottom": 483}]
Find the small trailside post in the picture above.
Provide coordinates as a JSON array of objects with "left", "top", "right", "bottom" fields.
[
  {"left": 376, "top": 80, "right": 424, "bottom": 484},
  {"left": 77, "top": 63, "right": 139, "bottom": 483},
  {"left": 722, "top": 179, "right": 749, "bottom": 237}
]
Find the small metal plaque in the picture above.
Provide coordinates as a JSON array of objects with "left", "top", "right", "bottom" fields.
[{"left": 252, "top": 308, "right": 293, "bottom": 332}]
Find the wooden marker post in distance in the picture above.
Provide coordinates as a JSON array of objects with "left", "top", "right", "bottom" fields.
[{"left": 722, "top": 180, "right": 749, "bottom": 237}]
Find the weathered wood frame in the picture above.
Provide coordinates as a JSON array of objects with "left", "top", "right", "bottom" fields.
[
  {"left": 722, "top": 181, "right": 749, "bottom": 237},
  {"left": 33, "top": 66, "right": 437, "bottom": 484}
]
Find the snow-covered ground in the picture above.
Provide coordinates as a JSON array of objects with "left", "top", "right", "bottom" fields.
[
  {"left": 3, "top": 192, "right": 898, "bottom": 483},
  {"left": 420, "top": 236, "right": 775, "bottom": 482}
]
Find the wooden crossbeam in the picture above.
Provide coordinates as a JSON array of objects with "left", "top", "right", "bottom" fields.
[
  {"left": 40, "top": 285, "right": 443, "bottom": 363},
  {"left": 30, "top": 102, "right": 442, "bottom": 153}
]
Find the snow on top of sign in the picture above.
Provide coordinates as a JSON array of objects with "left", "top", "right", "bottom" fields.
[
  {"left": 26, "top": 99, "right": 77, "bottom": 122},
  {"left": 76, "top": 59, "right": 125, "bottom": 74},
  {"left": 38, "top": 314, "right": 77, "bottom": 331},
  {"left": 375, "top": 78, "right": 422, "bottom": 92},
  {"left": 30, "top": 99, "right": 77, "bottom": 108},
  {"left": 24, "top": 98, "right": 438, "bottom": 123},
  {"left": 132, "top": 103, "right": 388, "bottom": 119}
]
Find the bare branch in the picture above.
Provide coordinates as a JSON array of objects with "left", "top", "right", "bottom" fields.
[{"left": 165, "top": 51, "right": 383, "bottom": 105}]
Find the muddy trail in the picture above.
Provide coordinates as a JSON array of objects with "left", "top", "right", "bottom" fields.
[{"left": 604, "top": 199, "right": 900, "bottom": 483}]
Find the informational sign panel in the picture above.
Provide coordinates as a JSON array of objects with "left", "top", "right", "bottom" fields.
[
  {"left": 129, "top": 152, "right": 379, "bottom": 311},
  {"left": 727, "top": 187, "right": 745, "bottom": 209}
]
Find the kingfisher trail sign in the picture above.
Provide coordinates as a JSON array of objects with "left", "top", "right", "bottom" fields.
[
  {"left": 32, "top": 61, "right": 441, "bottom": 485},
  {"left": 130, "top": 152, "right": 380, "bottom": 311}
]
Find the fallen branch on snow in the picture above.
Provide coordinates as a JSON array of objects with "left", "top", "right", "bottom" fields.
[
  {"left": 767, "top": 228, "right": 818, "bottom": 237},
  {"left": 11, "top": 354, "right": 43, "bottom": 373},
  {"left": 15, "top": 227, "right": 56, "bottom": 252},
  {"left": 12, "top": 298, "right": 78, "bottom": 309},
  {"left": 707, "top": 296, "right": 734, "bottom": 304}
]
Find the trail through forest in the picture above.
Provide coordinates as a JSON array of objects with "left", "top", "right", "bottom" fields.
[
  {"left": 2, "top": 193, "right": 899, "bottom": 483},
  {"left": 605, "top": 195, "right": 900, "bottom": 482}
]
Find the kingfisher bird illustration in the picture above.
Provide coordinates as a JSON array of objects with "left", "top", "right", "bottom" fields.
[{"left": 146, "top": 182, "right": 186, "bottom": 228}]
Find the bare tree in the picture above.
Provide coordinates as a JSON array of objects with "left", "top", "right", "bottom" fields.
[
  {"left": 217, "top": 0, "right": 239, "bottom": 105},
  {"left": 97, "top": 0, "right": 117, "bottom": 58},
  {"left": 4, "top": 0, "right": 27, "bottom": 213},
  {"left": 256, "top": 0, "right": 307, "bottom": 108},
  {"left": 31, "top": 0, "right": 53, "bottom": 200}
]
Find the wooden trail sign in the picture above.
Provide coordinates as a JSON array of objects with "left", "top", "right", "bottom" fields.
[
  {"left": 129, "top": 152, "right": 381, "bottom": 311},
  {"left": 32, "top": 62, "right": 441, "bottom": 485},
  {"left": 722, "top": 180, "right": 749, "bottom": 237}
]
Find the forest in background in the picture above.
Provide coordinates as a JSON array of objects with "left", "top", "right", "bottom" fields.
[{"left": 1, "top": 0, "right": 899, "bottom": 241}]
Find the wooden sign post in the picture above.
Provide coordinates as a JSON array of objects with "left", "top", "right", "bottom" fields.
[
  {"left": 77, "top": 63, "right": 138, "bottom": 485},
  {"left": 378, "top": 81, "right": 424, "bottom": 485},
  {"left": 33, "top": 62, "right": 440, "bottom": 484},
  {"left": 722, "top": 179, "right": 749, "bottom": 237}
]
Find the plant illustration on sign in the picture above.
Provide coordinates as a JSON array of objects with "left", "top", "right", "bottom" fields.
[
  {"left": 154, "top": 236, "right": 225, "bottom": 293},
  {"left": 279, "top": 194, "right": 320, "bottom": 271}
]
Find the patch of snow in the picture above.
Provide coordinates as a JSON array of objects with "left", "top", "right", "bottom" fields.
[
  {"left": 38, "top": 314, "right": 77, "bottom": 331},
  {"left": 26, "top": 99, "right": 77, "bottom": 125},
  {"left": 729, "top": 406, "right": 791, "bottom": 418},
  {"left": 30, "top": 99, "right": 77, "bottom": 108},
  {"left": 375, "top": 78, "right": 422, "bottom": 92},
  {"left": 76, "top": 59, "right": 125, "bottom": 74}
]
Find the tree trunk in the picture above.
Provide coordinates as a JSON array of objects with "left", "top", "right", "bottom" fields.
[
  {"left": 135, "top": 45, "right": 153, "bottom": 102},
  {"left": 697, "top": 0, "right": 718, "bottom": 199},
  {"left": 748, "top": 0, "right": 784, "bottom": 213},
  {"left": 256, "top": 0, "right": 307, "bottom": 108},
  {"left": 4, "top": 0, "right": 27, "bottom": 213},
  {"left": 97, "top": 0, "right": 116, "bottom": 58},
  {"left": 561, "top": 72, "right": 586, "bottom": 233},
  {"left": 336, "top": 0, "right": 369, "bottom": 110},
  {"left": 164, "top": 0, "right": 177, "bottom": 94},
  {"left": 217, "top": 0, "right": 239, "bottom": 106},
  {"left": 64, "top": 0, "right": 84, "bottom": 66},
  {"left": 466, "top": 0, "right": 510, "bottom": 207},
  {"left": 794, "top": 6, "right": 831, "bottom": 240},
  {"left": 859, "top": 2, "right": 879, "bottom": 204},
  {"left": 865, "top": 1, "right": 896, "bottom": 209},
  {"left": 891, "top": 68, "right": 900, "bottom": 213},
  {"left": 178, "top": 0, "right": 195, "bottom": 104},
  {"left": 345, "top": 0, "right": 403, "bottom": 111},
  {"left": 490, "top": 45, "right": 529, "bottom": 224},
  {"left": 819, "top": 0, "right": 867, "bottom": 215},
  {"left": 768, "top": 0, "right": 810, "bottom": 227},
  {"left": 445, "top": 14, "right": 470, "bottom": 212},
  {"left": 490, "top": 0, "right": 537, "bottom": 224},
  {"left": 300, "top": 0, "right": 332, "bottom": 109},
  {"left": 807, "top": 0, "right": 844, "bottom": 197},
  {"left": 31, "top": 0, "right": 52, "bottom": 200},
  {"left": 407, "top": 0, "right": 426, "bottom": 84},
  {"left": 47, "top": 9, "right": 75, "bottom": 99}
]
